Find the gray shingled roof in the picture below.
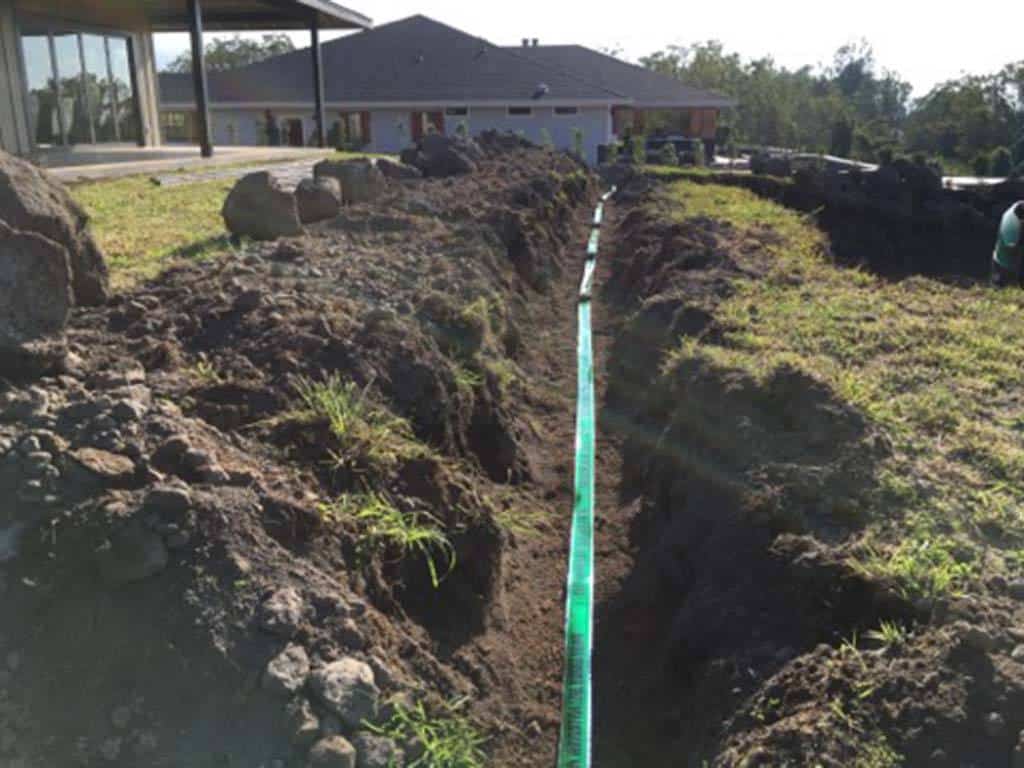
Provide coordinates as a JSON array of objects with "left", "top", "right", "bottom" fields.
[
  {"left": 160, "top": 15, "right": 626, "bottom": 105},
  {"left": 507, "top": 45, "right": 736, "bottom": 108}
]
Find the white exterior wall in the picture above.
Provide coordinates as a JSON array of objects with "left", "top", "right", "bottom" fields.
[{"left": 179, "top": 104, "right": 615, "bottom": 164}]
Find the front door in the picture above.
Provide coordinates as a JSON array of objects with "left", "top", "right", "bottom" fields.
[{"left": 285, "top": 118, "right": 304, "bottom": 146}]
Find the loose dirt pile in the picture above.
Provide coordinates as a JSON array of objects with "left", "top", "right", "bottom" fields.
[
  {"left": 594, "top": 180, "right": 1024, "bottom": 767},
  {"left": 0, "top": 140, "right": 596, "bottom": 767}
]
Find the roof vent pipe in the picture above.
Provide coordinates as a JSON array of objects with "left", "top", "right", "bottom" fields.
[
  {"left": 532, "top": 38, "right": 538, "bottom": 46},
  {"left": 522, "top": 38, "right": 529, "bottom": 47}
]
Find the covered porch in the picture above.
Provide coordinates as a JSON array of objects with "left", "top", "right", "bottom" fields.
[
  {"left": 612, "top": 105, "right": 726, "bottom": 155},
  {"left": 0, "top": 0, "right": 370, "bottom": 163}
]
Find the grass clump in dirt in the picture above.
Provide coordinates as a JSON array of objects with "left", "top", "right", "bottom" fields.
[
  {"left": 293, "top": 374, "right": 425, "bottom": 474},
  {"left": 319, "top": 493, "right": 455, "bottom": 587},
  {"left": 653, "top": 179, "right": 1024, "bottom": 600},
  {"left": 369, "top": 698, "right": 487, "bottom": 768}
]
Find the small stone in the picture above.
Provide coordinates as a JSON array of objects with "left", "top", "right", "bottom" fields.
[
  {"left": 367, "top": 655, "right": 395, "bottom": 689},
  {"left": 111, "top": 399, "right": 146, "bottom": 422},
  {"left": 146, "top": 484, "right": 192, "bottom": 513},
  {"left": 310, "top": 657, "right": 379, "bottom": 729},
  {"left": 233, "top": 289, "right": 265, "bottom": 313},
  {"left": 111, "top": 705, "right": 132, "bottom": 730},
  {"left": 309, "top": 736, "right": 357, "bottom": 768},
  {"left": 526, "top": 721, "right": 543, "bottom": 738},
  {"left": 182, "top": 448, "right": 215, "bottom": 472},
  {"left": 259, "top": 587, "right": 308, "bottom": 637},
  {"left": 1009, "top": 580, "right": 1024, "bottom": 600},
  {"left": 286, "top": 697, "right": 320, "bottom": 748},
  {"left": 70, "top": 447, "right": 135, "bottom": 483},
  {"left": 1012, "top": 644, "right": 1024, "bottom": 662},
  {"left": 262, "top": 643, "right": 310, "bottom": 697},
  {"left": 352, "top": 731, "right": 404, "bottom": 768},
  {"left": 960, "top": 624, "right": 998, "bottom": 653},
  {"left": 339, "top": 618, "right": 368, "bottom": 651},
  {"left": 200, "top": 464, "right": 231, "bottom": 484},
  {"left": 985, "top": 711, "right": 1007, "bottom": 738}
]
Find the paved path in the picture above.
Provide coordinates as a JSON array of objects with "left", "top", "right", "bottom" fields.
[{"left": 152, "top": 159, "right": 320, "bottom": 190}]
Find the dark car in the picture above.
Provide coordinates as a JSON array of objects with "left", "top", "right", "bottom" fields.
[{"left": 645, "top": 136, "right": 701, "bottom": 165}]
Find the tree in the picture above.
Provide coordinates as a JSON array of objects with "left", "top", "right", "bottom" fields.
[{"left": 163, "top": 33, "right": 295, "bottom": 73}]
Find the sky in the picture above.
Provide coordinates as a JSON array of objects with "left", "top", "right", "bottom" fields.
[{"left": 153, "top": 0, "right": 1022, "bottom": 98}]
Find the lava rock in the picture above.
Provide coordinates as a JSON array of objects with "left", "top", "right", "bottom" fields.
[
  {"left": 352, "top": 731, "right": 403, "bottom": 768},
  {"left": 222, "top": 171, "right": 302, "bottom": 241},
  {"left": 310, "top": 657, "right": 379, "bottom": 729},
  {"left": 295, "top": 177, "right": 342, "bottom": 224},
  {"left": 69, "top": 447, "right": 136, "bottom": 485},
  {"left": 0, "top": 148, "right": 109, "bottom": 305},
  {"left": 376, "top": 158, "right": 422, "bottom": 181},
  {"left": 308, "top": 735, "right": 357, "bottom": 768},
  {"left": 258, "top": 587, "right": 309, "bottom": 637},
  {"left": 286, "top": 697, "right": 320, "bottom": 748},
  {"left": 315, "top": 159, "right": 387, "bottom": 205},
  {"left": 262, "top": 643, "right": 310, "bottom": 697}
]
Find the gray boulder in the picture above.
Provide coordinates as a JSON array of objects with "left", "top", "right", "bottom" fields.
[
  {"left": 376, "top": 158, "right": 422, "bottom": 181},
  {"left": 0, "top": 149, "right": 109, "bottom": 305},
  {"left": 296, "top": 177, "right": 342, "bottom": 224},
  {"left": 309, "top": 736, "right": 357, "bottom": 768},
  {"left": 314, "top": 159, "right": 387, "bottom": 205},
  {"left": 262, "top": 643, "right": 310, "bottom": 697},
  {"left": 258, "top": 586, "right": 309, "bottom": 637},
  {"left": 352, "top": 732, "right": 403, "bottom": 768},
  {"left": 404, "top": 135, "right": 480, "bottom": 178},
  {"left": 0, "top": 219, "right": 73, "bottom": 377},
  {"left": 310, "top": 657, "right": 379, "bottom": 729},
  {"left": 222, "top": 171, "right": 302, "bottom": 240},
  {"left": 96, "top": 522, "right": 169, "bottom": 585}
]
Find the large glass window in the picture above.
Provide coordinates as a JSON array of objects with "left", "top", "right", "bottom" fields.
[
  {"left": 106, "top": 37, "right": 137, "bottom": 142},
  {"left": 53, "top": 32, "right": 91, "bottom": 144},
  {"left": 21, "top": 32, "right": 59, "bottom": 146},
  {"left": 20, "top": 24, "right": 139, "bottom": 148}
]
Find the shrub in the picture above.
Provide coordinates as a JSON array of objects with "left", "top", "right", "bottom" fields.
[
  {"left": 972, "top": 154, "right": 990, "bottom": 177},
  {"left": 454, "top": 120, "right": 469, "bottom": 139},
  {"left": 692, "top": 139, "right": 706, "bottom": 167},
  {"left": 539, "top": 127, "right": 554, "bottom": 150},
  {"left": 606, "top": 142, "right": 620, "bottom": 163},
  {"left": 631, "top": 134, "right": 645, "bottom": 164},
  {"left": 657, "top": 142, "right": 678, "bottom": 166},
  {"left": 571, "top": 127, "right": 585, "bottom": 159},
  {"left": 991, "top": 147, "right": 1013, "bottom": 177}
]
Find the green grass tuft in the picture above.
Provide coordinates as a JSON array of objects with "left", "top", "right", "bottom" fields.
[{"left": 368, "top": 698, "right": 487, "bottom": 768}]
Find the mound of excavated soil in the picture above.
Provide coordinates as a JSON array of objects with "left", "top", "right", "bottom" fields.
[
  {"left": 594, "top": 189, "right": 1024, "bottom": 768},
  {"left": 0, "top": 143, "right": 596, "bottom": 766}
]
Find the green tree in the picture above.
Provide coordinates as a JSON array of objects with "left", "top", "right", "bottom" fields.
[{"left": 164, "top": 33, "right": 295, "bottom": 73}]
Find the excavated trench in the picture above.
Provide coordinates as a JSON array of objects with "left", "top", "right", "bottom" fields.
[{"left": 586, "top": 184, "right": 1024, "bottom": 767}]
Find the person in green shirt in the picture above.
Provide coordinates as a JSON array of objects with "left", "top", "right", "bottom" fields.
[{"left": 993, "top": 202, "right": 1024, "bottom": 286}]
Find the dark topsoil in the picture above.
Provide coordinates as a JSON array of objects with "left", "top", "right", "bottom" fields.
[
  {"left": 593, "top": 184, "right": 1024, "bottom": 768},
  {"left": 0, "top": 142, "right": 603, "bottom": 767}
]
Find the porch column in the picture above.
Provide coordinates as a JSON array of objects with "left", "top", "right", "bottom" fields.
[
  {"left": 187, "top": 0, "right": 213, "bottom": 157},
  {"left": 310, "top": 14, "right": 326, "bottom": 148}
]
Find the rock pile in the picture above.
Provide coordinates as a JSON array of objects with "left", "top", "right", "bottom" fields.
[{"left": 400, "top": 134, "right": 484, "bottom": 178}]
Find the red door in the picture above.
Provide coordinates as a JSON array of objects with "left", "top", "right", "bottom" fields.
[
  {"left": 360, "top": 111, "right": 371, "bottom": 144},
  {"left": 410, "top": 111, "right": 423, "bottom": 142}
]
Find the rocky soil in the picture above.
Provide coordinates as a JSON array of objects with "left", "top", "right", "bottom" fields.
[{"left": 0, "top": 138, "right": 598, "bottom": 767}]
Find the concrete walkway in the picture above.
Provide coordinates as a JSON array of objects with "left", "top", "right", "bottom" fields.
[{"left": 47, "top": 145, "right": 333, "bottom": 184}]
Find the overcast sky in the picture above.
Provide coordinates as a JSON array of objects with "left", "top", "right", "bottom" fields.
[{"left": 154, "top": 0, "right": 1022, "bottom": 98}]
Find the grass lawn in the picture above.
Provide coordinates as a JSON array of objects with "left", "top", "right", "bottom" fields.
[
  {"left": 72, "top": 151, "right": 380, "bottom": 291},
  {"left": 653, "top": 179, "right": 1024, "bottom": 600}
]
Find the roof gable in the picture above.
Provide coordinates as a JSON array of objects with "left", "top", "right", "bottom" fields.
[
  {"left": 160, "top": 15, "right": 624, "bottom": 105},
  {"left": 506, "top": 44, "right": 736, "bottom": 108}
]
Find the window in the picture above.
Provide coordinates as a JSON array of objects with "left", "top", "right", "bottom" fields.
[
  {"left": 507, "top": 107, "right": 532, "bottom": 117},
  {"left": 554, "top": 106, "right": 579, "bottom": 116},
  {"left": 445, "top": 106, "right": 468, "bottom": 117}
]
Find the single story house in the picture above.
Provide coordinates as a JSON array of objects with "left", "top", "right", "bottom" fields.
[
  {"left": 0, "top": 0, "right": 370, "bottom": 162},
  {"left": 158, "top": 15, "right": 735, "bottom": 164}
]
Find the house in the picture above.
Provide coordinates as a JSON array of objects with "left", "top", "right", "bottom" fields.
[
  {"left": 0, "top": 0, "right": 371, "bottom": 162},
  {"left": 157, "top": 15, "right": 735, "bottom": 164}
]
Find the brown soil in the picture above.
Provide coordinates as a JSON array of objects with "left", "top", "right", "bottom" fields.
[{"left": 0, "top": 141, "right": 613, "bottom": 767}]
